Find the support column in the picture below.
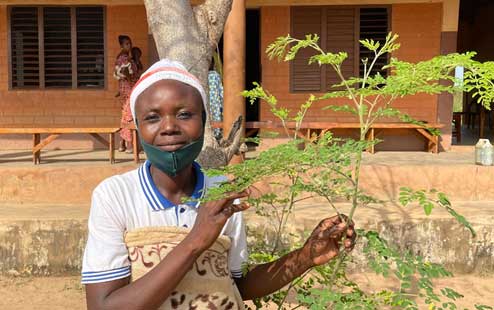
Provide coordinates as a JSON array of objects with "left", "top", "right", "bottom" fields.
[
  {"left": 437, "top": 0, "right": 460, "bottom": 150},
  {"left": 223, "top": 0, "right": 246, "bottom": 164}
]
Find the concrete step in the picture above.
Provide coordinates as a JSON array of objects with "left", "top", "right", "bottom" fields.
[
  {"left": 248, "top": 201, "right": 494, "bottom": 275},
  {"left": 0, "top": 202, "right": 493, "bottom": 276},
  {"left": 0, "top": 204, "right": 89, "bottom": 276},
  {"left": 0, "top": 164, "right": 136, "bottom": 205}
]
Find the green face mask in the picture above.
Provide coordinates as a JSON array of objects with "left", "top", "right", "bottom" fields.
[
  {"left": 137, "top": 108, "right": 206, "bottom": 177},
  {"left": 140, "top": 136, "right": 204, "bottom": 177}
]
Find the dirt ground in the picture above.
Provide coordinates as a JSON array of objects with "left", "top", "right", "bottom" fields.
[
  {"left": 0, "top": 276, "right": 85, "bottom": 310},
  {"left": 0, "top": 274, "right": 492, "bottom": 309}
]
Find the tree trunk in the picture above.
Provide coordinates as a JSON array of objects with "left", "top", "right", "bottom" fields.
[{"left": 143, "top": 0, "right": 244, "bottom": 169}]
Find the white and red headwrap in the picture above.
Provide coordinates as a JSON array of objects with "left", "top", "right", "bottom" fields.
[{"left": 129, "top": 59, "right": 207, "bottom": 122}]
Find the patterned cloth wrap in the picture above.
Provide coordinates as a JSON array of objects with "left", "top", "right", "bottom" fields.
[{"left": 125, "top": 226, "right": 244, "bottom": 310}]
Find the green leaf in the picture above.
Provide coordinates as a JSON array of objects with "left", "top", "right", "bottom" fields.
[
  {"left": 475, "top": 305, "right": 493, "bottom": 310},
  {"left": 443, "top": 205, "right": 476, "bottom": 238},
  {"left": 441, "top": 288, "right": 464, "bottom": 301},
  {"left": 360, "top": 38, "right": 380, "bottom": 51},
  {"left": 323, "top": 104, "right": 358, "bottom": 115},
  {"left": 310, "top": 51, "right": 348, "bottom": 66},
  {"left": 423, "top": 202, "right": 434, "bottom": 216}
]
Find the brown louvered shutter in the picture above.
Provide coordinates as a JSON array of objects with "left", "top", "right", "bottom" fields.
[
  {"left": 359, "top": 7, "right": 389, "bottom": 77},
  {"left": 76, "top": 7, "right": 105, "bottom": 88},
  {"left": 44, "top": 7, "right": 72, "bottom": 88},
  {"left": 325, "top": 8, "right": 356, "bottom": 90},
  {"left": 10, "top": 7, "right": 40, "bottom": 88},
  {"left": 290, "top": 7, "right": 322, "bottom": 92}
]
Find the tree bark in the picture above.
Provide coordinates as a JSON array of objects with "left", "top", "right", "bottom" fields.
[{"left": 143, "top": 0, "right": 244, "bottom": 168}]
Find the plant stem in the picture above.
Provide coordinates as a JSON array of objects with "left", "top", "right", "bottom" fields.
[
  {"left": 327, "top": 50, "right": 371, "bottom": 288},
  {"left": 272, "top": 175, "right": 298, "bottom": 255},
  {"left": 327, "top": 148, "right": 364, "bottom": 291},
  {"left": 348, "top": 150, "right": 364, "bottom": 223},
  {"left": 329, "top": 42, "right": 392, "bottom": 289},
  {"left": 292, "top": 196, "right": 316, "bottom": 204},
  {"left": 323, "top": 196, "right": 342, "bottom": 218}
]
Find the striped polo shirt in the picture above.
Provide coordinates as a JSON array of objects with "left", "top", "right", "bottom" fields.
[{"left": 81, "top": 161, "right": 247, "bottom": 284}]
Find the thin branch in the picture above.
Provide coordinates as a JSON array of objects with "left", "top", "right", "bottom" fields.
[
  {"left": 294, "top": 99, "right": 314, "bottom": 140},
  {"left": 333, "top": 66, "right": 361, "bottom": 109},
  {"left": 272, "top": 175, "right": 298, "bottom": 255},
  {"left": 292, "top": 195, "right": 316, "bottom": 204},
  {"left": 323, "top": 195, "right": 342, "bottom": 217},
  {"left": 269, "top": 202, "right": 282, "bottom": 227},
  {"left": 366, "top": 92, "right": 383, "bottom": 123},
  {"left": 368, "top": 94, "right": 398, "bottom": 126}
]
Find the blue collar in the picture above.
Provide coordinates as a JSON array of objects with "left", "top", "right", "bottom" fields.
[{"left": 138, "top": 160, "right": 205, "bottom": 211}]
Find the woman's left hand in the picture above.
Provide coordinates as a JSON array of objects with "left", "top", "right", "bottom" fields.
[{"left": 300, "top": 215, "right": 356, "bottom": 267}]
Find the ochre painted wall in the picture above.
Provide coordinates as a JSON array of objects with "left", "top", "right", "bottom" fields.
[
  {"left": 390, "top": 3, "right": 442, "bottom": 123},
  {"left": 259, "top": 3, "right": 443, "bottom": 150},
  {"left": 0, "top": 5, "right": 149, "bottom": 149}
]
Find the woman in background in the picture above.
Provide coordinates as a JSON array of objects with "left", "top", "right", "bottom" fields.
[
  {"left": 119, "top": 47, "right": 144, "bottom": 153},
  {"left": 114, "top": 35, "right": 141, "bottom": 153}
]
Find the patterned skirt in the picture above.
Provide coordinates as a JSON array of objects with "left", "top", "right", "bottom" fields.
[
  {"left": 118, "top": 79, "right": 134, "bottom": 142},
  {"left": 120, "top": 96, "right": 133, "bottom": 143},
  {"left": 125, "top": 226, "right": 244, "bottom": 309}
]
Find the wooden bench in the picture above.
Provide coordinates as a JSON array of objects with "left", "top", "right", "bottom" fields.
[
  {"left": 0, "top": 127, "right": 120, "bottom": 164},
  {"left": 214, "top": 121, "right": 444, "bottom": 154},
  {"left": 127, "top": 120, "right": 444, "bottom": 164}
]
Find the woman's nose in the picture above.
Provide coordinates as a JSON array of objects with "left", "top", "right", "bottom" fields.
[{"left": 159, "top": 115, "right": 179, "bottom": 134}]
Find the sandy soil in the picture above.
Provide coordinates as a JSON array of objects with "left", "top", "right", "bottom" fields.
[
  {"left": 0, "top": 274, "right": 492, "bottom": 309},
  {"left": 0, "top": 276, "right": 86, "bottom": 310}
]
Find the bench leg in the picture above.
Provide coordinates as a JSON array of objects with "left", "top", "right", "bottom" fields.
[
  {"left": 416, "top": 128, "right": 439, "bottom": 154},
  {"left": 425, "top": 135, "right": 439, "bottom": 153},
  {"left": 33, "top": 133, "right": 41, "bottom": 164},
  {"left": 433, "top": 136, "right": 439, "bottom": 154},
  {"left": 132, "top": 129, "right": 140, "bottom": 164},
  {"left": 109, "top": 133, "right": 115, "bottom": 164}
]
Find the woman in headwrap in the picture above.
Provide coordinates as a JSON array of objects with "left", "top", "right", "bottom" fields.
[{"left": 82, "top": 59, "right": 356, "bottom": 310}]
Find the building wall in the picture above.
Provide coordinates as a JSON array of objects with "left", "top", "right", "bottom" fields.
[
  {"left": 0, "top": 5, "right": 149, "bottom": 149},
  {"left": 390, "top": 3, "right": 442, "bottom": 123},
  {"left": 259, "top": 3, "right": 443, "bottom": 150}
]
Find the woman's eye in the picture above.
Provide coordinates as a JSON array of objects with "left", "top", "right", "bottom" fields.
[
  {"left": 143, "top": 114, "right": 160, "bottom": 122},
  {"left": 177, "top": 111, "right": 192, "bottom": 120}
]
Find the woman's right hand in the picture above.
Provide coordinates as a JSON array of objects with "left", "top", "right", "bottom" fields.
[{"left": 187, "top": 190, "right": 250, "bottom": 252}]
